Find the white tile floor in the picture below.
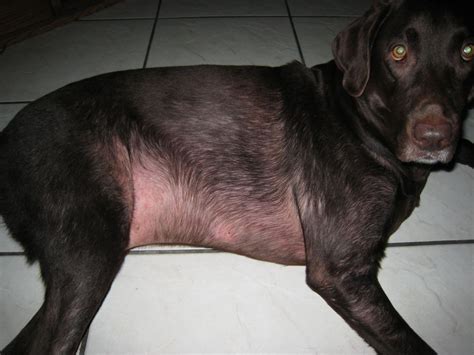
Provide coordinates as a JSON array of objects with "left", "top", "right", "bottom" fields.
[{"left": 0, "top": 0, "right": 473, "bottom": 354}]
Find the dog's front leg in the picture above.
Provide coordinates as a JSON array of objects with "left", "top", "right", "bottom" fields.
[{"left": 301, "top": 220, "right": 435, "bottom": 354}]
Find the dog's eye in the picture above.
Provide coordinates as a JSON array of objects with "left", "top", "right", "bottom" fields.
[
  {"left": 391, "top": 45, "right": 407, "bottom": 61},
  {"left": 461, "top": 44, "right": 474, "bottom": 61}
]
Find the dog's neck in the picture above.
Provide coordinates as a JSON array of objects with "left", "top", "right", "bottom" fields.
[{"left": 312, "top": 61, "right": 430, "bottom": 196}]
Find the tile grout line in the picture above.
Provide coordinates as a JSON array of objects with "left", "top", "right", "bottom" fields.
[
  {"left": 79, "top": 17, "right": 157, "bottom": 21},
  {"left": 80, "top": 15, "right": 289, "bottom": 21},
  {"left": 284, "top": 0, "right": 306, "bottom": 66},
  {"left": 77, "top": 15, "right": 360, "bottom": 22},
  {"left": 387, "top": 239, "right": 474, "bottom": 247},
  {"left": 1, "top": 239, "right": 473, "bottom": 257},
  {"left": 142, "top": 0, "right": 162, "bottom": 69},
  {"left": 129, "top": 248, "right": 220, "bottom": 255}
]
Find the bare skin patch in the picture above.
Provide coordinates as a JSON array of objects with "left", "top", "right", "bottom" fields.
[{"left": 128, "top": 153, "right": 305, "bottom": 265}]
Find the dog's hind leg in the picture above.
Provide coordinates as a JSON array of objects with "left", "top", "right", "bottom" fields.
[
  {"left": 3, "top": 251, "right": 125, "bottom": 355},
  {"left": 2, "top": 216, "right": 127, "bottom": 355},
  {"left": 1, "top": 138, "right": 131, "bottom": 354}
]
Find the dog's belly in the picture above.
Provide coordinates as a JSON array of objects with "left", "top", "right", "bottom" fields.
[{"left": 128, "top": 162, "right": 306, "bottom": 265}]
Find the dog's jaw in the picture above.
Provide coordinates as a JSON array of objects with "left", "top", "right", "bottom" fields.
[{"left": 397, "top": 144, "right": 456, "bottom": 164}]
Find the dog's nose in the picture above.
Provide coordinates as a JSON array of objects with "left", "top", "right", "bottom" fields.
[{"left": 413, "top": 120, "right": 452, "bottom": 150}]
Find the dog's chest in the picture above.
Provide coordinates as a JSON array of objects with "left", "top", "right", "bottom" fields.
[
  {"left": 386, "top": 187, "right": 423, "bottom": 237},
  {"left": 128, "top": 161, "right": 306, "bottom": 265}
]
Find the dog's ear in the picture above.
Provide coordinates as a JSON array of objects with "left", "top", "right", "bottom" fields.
[{"left": 332, "top": 1, "right": 394, "bottom": 97}]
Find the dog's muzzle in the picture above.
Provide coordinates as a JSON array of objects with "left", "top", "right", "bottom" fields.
[
  {"left": 412, "top": 118, "right": 453, "bottom": 151},
  {"left": 398, "top": 104, "right": 460, "bottom": 164}
]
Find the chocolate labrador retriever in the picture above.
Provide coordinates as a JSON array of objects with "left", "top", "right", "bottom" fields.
[{"left": 1, "top": 0, "right": 473, "bottom": 354}]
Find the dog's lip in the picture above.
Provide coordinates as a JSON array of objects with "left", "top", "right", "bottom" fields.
[{"left": 396, "top": 145, "right": 455, "bottom": 164}]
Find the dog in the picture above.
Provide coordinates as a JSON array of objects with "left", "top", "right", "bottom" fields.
[{"left": 1, "top": 0, "right": 473, "bottom": 354}]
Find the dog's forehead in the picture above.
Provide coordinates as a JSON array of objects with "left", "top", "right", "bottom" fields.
[
  {"left": 380, "top": 1, "right": 472, "bottom": 42},
  {"left": 397, "top": 0, "right": 472, "bottom": 32}
]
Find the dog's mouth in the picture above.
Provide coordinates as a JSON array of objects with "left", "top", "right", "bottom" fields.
[{"left": 396, "top": 145, "right": 456, "bottom": 164}]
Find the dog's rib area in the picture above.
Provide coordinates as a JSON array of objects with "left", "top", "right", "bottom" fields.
[{"left": 128, "top": 154, "right": 306, "bottom": 265}]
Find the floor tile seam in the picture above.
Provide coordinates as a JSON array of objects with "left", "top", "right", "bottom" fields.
[
  {"left": 76, "top": 15, "right": 358, "bottom": 22},
  {"left": 386, "top": 239, "right": 474, "bottom": 247},
  {"left": 142, "top": 0, "right": 163, "bottom": 68},
  {"left": 78, "top": 17, "right": 157, "bottom": 21},
  {"left": 285, "top": 0, "right": 306, "bottom": 66},
  {"left": 1, "top": 239, "right": 473, "bottom": 257}
]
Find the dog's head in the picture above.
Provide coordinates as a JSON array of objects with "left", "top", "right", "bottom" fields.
[{"left": 333, "top": 0, "right": 473, "bottom": 164}]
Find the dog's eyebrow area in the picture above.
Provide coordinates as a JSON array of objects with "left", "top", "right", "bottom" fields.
[
  {"left": 451, "top": 30, "right": 474, "bottom": 46},
  {"left": 404, "top": 28, "right": 419, "bottom": 44}
]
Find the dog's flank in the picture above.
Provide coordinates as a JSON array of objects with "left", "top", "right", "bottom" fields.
[{"left": 1, "top": 0, "right": 473, "bottom": 354}]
